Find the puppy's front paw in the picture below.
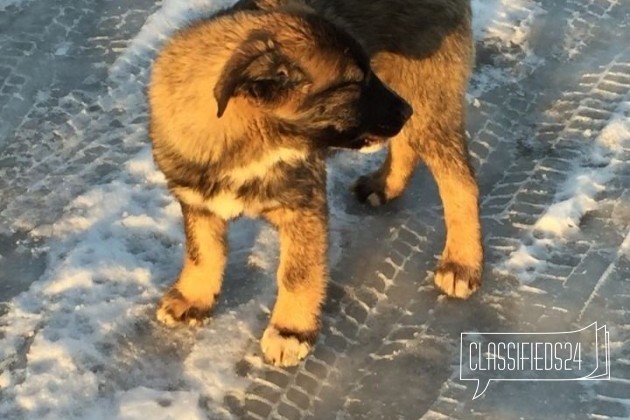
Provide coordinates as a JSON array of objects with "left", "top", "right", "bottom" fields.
[
  {"left": 261, "top": 325, "right": 317, "bottom": 367},
  {"left": 434, "top": 261, "right": 481, "bottom": 299},
  {"left": 156, "top": 288, "right": 214, "bottom": 327},
  {"left": 352, "top": 175, "right": 387, "bottom": 207}
]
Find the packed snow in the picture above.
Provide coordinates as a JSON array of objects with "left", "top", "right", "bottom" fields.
[
  {"left": 0, "top": 0, "right": 626, "bottom": 418},
  {"left": 469, "top": 0, "right": 544, "bottom": 98},
  {"left": 502, "top": 99, "right": 630, "bottom": 282},
  {"left": 0, "top": 0, "right": 25, "bottom": 12}
]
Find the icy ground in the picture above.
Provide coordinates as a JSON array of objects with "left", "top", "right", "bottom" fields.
[{"left": 0, "top": 0, "right": 629, "bottom": 418}]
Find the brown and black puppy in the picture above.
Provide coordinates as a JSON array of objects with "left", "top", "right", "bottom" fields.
[
  {"left": 149, "top": 3, "right": 412, "bottom": 366},
  {"left": 306, "top": 0, "right": 483, "bottom": 298}
]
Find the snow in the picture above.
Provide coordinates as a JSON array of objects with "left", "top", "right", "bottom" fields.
[
  {"left": 117, "top": 387, "right": 205, "bottom": 420},
  {"left": 1, "top": 0, "right": 626, "bottom": 418},
  {"left": 0, "top": 148, "right": 258, "bottom": 419},
  {"left": 502, "top": 100, "right": 630, "bottom": 282},
  {"left": 533, "top": 171, "right": 607, "bottom": 237},
  {"left": 472, "top": 0, "right": 539, "bottom": 43},
  {"left": 469, "top": 0, "right": 544, "bottom": 98},
  {"left": 0, "top": 0, "right": 25, "bottom": 12},
  {"left": 534, "top": 103, "right": 630, "bottom": 236}
]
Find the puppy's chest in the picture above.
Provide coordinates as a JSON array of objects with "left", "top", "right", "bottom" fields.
[
  {"left": 173, "top": 148, "right": 310, "bottom": 219},
  {"left": 174, "top": 188, "right": 262, "bottom": 220}
]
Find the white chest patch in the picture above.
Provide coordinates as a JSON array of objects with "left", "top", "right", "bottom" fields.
[
  {"left": 203, "top": 192, "right": 247, "bottom": 220},
  {"left": 171, "top": 148, "right": 306, "bottom": 220},
  {"left": 174, "top": 188, "right": 270, "bottom": 220},
  {"left": 228, "top": 147, "right": 308, "bottom": 184}
]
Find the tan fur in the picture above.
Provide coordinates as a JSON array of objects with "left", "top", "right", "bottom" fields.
[
  {"left": 429, "top": 165, "right": 482, "bottom": 298},
  {"left": 157, "top": 208, "right": 227, "bottom": 326},
  {"left": 260, "top": 207, "right": 327, "bottom": 365}
]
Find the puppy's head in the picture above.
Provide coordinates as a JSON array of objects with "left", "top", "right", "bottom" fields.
[{"left": 213, "top": 13, "right": 412, "bottom": 150}]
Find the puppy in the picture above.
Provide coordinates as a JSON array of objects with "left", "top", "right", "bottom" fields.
[{"left": 148, "top": 1, "right": 413, "bottom": 366}]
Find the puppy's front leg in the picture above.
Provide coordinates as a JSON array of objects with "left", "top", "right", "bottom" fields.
[
  {"left": 157, "top": 203, "right": 228, "bottom": 326},
  {"left": 262, "top": 207, "right": 328, "bottom": 367}
]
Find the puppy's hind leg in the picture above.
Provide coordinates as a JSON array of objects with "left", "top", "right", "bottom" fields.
[
  {"left": 261, "top": 207, "right": 327, "bottom": 367},
  {"left": 157, "top": 204, "right": 228, "bottom": 326}
]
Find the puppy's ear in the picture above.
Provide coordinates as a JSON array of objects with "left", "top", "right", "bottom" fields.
[{"left": 214, "top": 32, "right": 300, "bottom": 118}]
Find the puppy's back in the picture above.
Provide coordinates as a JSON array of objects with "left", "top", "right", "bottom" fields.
[{"left": 306, "top": 0, "right": 471, "bottom": 59}]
